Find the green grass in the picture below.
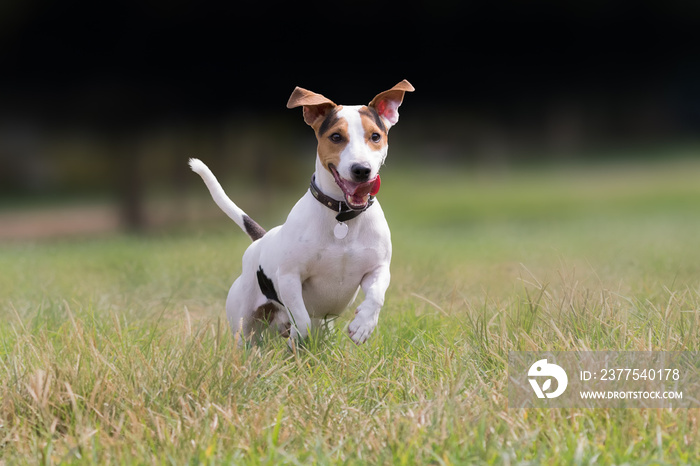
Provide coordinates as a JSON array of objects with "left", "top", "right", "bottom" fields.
[{"left": 2, "top": 158, "right": 700, "bottom": 464}]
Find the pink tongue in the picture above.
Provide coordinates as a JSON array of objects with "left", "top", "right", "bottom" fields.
[
  {"left": 346, "top": 176, "right": 381, "bottom": 206},
  {"left": 351, "top": 176, "right": 379, "bottom": 197},
  {"left": 370, "top": 175, "right": 381, "bottom": 195}
]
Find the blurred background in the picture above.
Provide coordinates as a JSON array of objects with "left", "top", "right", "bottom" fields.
[{"left": 1, "top": 1, "right": 699, "bottom": 240}]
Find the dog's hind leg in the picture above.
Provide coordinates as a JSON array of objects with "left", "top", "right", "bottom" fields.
[
  {"left": 269, "top": 305, "right": 291, "bottom": 338},
  {"left": 225, "top": 277, "right": 259, "bottom": 345}
]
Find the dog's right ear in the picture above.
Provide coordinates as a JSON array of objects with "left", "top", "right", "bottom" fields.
[{"left": 287, "top": 87, "right": 337, "bottom": 127}]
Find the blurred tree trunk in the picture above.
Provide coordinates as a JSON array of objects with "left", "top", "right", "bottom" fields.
[{"left": 115, "top": 137, "right": 145, "bottom": 232}]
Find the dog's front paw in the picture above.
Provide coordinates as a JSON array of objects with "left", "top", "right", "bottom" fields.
[{"left": 348, "top": 315, "right": 377, "bottom": 344}]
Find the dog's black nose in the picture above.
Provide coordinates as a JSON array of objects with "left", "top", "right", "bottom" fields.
[{"left": 351, "top": 163, "right": 372, "bottom": 182}]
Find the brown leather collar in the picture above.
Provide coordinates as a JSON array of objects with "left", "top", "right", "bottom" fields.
[{"left": 310, "top": 175, "right": 375, "bottom": 222}]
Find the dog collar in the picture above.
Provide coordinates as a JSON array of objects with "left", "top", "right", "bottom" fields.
[{"left": 310, "top": 175, "right": 375, "bottom": 223}]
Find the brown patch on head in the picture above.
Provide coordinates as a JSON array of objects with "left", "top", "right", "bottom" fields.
[
  {"left": 359, "top": 106, "right": 389, "bottom": 150},
  {"left": 313, "top": 105, "right": 347, "bottom": 171}
]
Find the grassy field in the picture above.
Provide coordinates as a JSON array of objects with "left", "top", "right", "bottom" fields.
[{"left": 1, "top": 157, "right": 700, "bottom": 464}]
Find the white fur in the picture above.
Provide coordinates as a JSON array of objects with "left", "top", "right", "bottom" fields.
[{"left": 191, "top": 106, "right": 393, "bottom": 346}]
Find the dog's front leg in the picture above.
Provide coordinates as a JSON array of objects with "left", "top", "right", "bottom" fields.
[
  {"left": 348, "top": 264, "right": 390, "bottom": 344},
  {"left": 276, "top": 273, "right": 312, "bottom": 345}
]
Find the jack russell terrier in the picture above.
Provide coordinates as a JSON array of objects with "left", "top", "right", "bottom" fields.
[{"left": 189, "top": 80, "right": 414, "bottom": 346}]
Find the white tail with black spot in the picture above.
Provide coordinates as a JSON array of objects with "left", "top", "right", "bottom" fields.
[{"left": 188, "top": 158, "right": 266, "bottom": 241}]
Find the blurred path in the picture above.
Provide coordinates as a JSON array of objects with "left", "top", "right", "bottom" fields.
[
  {"left": 0, "top": 204, "right": 121, "bottom": 240},
  {"left": 0, "top": 197, "right": 239, "bottom": 241}
]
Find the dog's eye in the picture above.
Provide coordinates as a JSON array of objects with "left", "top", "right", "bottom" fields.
[
  {"left": 329, "top": 133, "right": 343, "bottom": 143},
  {"left": 371, "top": 133, "right": 382, "bottom": 143}
]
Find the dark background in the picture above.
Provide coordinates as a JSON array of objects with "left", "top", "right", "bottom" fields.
[
  {"left": 3, "top": 1, "right": 699, "bottom": 125},
  {"left": 1, "top": 1, "right": 699, "bottom": 233}
]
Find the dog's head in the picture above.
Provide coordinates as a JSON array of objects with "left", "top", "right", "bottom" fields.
[{"left": 287, "top": 80, "right": 414, "bottom": 209}]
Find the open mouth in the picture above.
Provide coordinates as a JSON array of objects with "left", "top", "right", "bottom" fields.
[{"left": 329, "top": 164, "right": 381, "bottom": 210}]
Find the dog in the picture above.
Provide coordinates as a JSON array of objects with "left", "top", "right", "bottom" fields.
[{"left": 189, "top": 80, "right": 413, "bottom": 346}]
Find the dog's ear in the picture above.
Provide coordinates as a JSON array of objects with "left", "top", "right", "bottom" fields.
[
  {"left": 369, "top": 79, "right": 415, "bottom": 128},
  {"left": 287, "top": 87, "right": 337, "bottom": 127}
]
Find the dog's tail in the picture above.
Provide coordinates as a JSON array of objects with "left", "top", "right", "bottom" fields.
[{"left": 189, "top": 158, "right": 266, "bottom": 241}]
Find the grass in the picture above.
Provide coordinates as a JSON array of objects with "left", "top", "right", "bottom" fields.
[{"left": 2, "top": 157, "right": 700, "bottom": 464}]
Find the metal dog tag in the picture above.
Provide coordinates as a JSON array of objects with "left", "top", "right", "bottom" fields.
[{"left": 334, "top": 222, "right": 349, "bottom": 239}]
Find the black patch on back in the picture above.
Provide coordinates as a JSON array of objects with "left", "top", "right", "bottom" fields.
[
  {"left": 243, "top": 215, "right": 266, "bottom": 241},
  {"left": 318, "top": 108, "right": 340, "bottom": 136},
  {"left": 257, "top": 266, "right": 282, "bottom": 305}
]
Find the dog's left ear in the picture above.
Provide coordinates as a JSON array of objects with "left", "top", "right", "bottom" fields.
[
  {"left": 369, "top": 79, "right": 415, "bottom": 128},
  {"left": 287, "top": 87, "right": 337, "bottom": 127}
]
